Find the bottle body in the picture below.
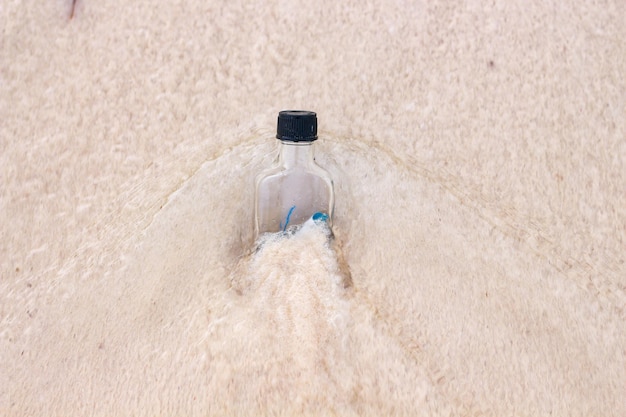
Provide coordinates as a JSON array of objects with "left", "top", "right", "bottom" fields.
[{"left": 255, "top": 141, "right": 334, "bottom": 237}]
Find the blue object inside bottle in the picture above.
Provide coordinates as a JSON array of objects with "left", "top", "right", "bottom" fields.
[
  {"left": 280, "top": 205, "right": 297, "bottom": 232},
  {"left": 312, "top": 212, "right": 329, "bottom": 223},
  {"left": 280, "top": 207, "right": 329, "bottom": 234}
]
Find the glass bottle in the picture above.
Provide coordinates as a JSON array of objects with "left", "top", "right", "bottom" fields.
[{"left": 254, "top": 110, "right": 334, "bottom": 238}]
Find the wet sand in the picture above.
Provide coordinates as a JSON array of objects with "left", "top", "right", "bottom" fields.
[{"left": 1, "top": 1, "right": 625, "bottom": 415}]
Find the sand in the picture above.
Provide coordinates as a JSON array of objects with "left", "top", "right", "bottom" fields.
[{"left": 1, "top": 0, "right": 625, "bottom": 415}]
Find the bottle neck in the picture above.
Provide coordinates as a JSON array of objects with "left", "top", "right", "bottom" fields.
[{"left": 278, "top": 140, "right": 315, "bottom": 168}]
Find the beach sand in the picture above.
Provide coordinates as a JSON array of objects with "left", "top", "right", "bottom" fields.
[{"left": 1, "top": 0, "right": 625, "bottom": 415}]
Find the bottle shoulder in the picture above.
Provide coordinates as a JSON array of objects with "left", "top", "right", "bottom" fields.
[{"left": 256, "top": 163, "right": 333, "bottom": 184}]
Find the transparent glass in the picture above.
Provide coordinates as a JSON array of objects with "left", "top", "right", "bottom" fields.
[{"left": 254, "top": 140, "right": 334, "bottom": 238}]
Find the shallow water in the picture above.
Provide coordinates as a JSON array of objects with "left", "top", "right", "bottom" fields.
[
  {"left": 2, "top": 133, "right": 623, "bottom": 415},
  {"left": 77, "top": 134, "right": 617, "bottom": 414},
  {"left": 88, "top": 135, "right": 444, "bottom": 414}
]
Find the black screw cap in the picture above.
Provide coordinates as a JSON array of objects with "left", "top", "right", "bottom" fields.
[{"left": 276, "top": 110, "right": 318, "bottom": 142}]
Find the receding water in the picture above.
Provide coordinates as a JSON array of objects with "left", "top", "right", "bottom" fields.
[{"left": 6, "top": 132, "right": 621, "bottom": 415}]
